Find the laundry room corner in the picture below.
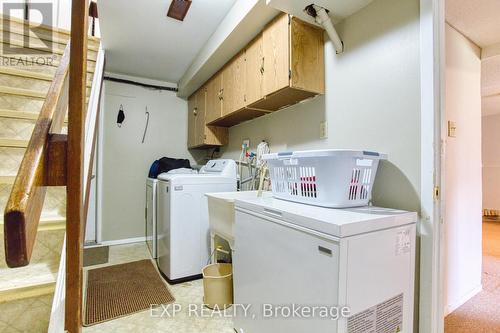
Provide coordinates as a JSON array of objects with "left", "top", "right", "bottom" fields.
[{"left": 95, "top": 73, "right": 205, "bottom": 244}]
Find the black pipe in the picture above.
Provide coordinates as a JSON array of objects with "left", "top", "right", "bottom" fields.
[{"left": 103, "top": 76, "right": 178, "bottom": 92}]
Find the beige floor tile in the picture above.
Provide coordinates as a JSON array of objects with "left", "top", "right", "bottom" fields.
[{"left": 83, "top": 243, "right": 234, "bottom": 333}]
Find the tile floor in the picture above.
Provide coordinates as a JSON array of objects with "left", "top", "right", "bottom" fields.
[{"left": 82, "top": 243, "right": 235, "bottom": 333}]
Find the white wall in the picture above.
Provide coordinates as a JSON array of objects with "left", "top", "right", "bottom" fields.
[
  {"left": 444, "top": 24, "right": 482, "bottom": 314},
  {"left": 482, "top": 113, "right": 500, "bottom": 211},
  {"left": 98, "top": 76, "right": 198, "bottom": 242},
  {"left": 222, "top": 0, "right": 421, "bottom": 212}
]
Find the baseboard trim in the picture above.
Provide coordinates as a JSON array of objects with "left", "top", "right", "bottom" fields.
[
  {"left": 89, "top": 236, "right": 146, "bottom": 248},
  {"left": 445, "top": 284, "right": 483, "bottom": 315}
]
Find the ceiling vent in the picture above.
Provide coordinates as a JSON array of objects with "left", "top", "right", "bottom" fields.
[{"left": 166, "top": 0, "right": 192, "bottom": 21}]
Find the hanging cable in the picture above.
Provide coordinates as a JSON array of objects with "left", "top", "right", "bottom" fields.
[{"left": 142, "top": 106, "right": 150, "bottom": 143}]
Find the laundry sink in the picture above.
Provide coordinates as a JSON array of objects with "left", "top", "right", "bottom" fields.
[{"left": 206, "top": 191, "right": 272, "bottom": 247}]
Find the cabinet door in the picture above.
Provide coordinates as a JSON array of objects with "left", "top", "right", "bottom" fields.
[
  {"left": 205, "top": 74, "right": 223, "bottom": 123},
  {"left": 187, "top": 93, "right": 197, "bottom": 148},
  {"left": 221, "top": 51, "right": 246, "bottom": 117},
  {"left": 290, "top": 17, "right": 325, "bottom": 94},
  {"left": 245, "top": 34, "right": 264, "bottom": 106},
  {"left": 262, "top": 13, "right": 290, "bottom": 97},
  {"left": 195, "top": 88, "right": 207, "bottom": 146}
]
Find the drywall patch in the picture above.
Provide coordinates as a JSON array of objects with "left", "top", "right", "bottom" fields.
[{"left": 347, "top": 293, "right": 404, "bottom": 333}]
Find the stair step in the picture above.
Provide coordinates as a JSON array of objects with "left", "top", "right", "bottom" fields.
[
  {"left": 0, "top": 67, "right": 93, "bottom": 89},
  {"left": 0, "top": 138, "right": 29, "bottom": 148},
  {"left": 0, "top": 183, "right": 66, "bottom": 218},
  {"left": 0, "top": 282, "right": 55, "bottom": 304},
  {"left": 0, "top": 54, "right": 98, "bottom": 77},
  {"left": 0, "top": 37, "right": 98, "bottom": 61},
  {"left": 0, "top": 93, "right": 45, "bottom": 113},
  {"left": 0, "top": 74, "right": 52, "bottom": 93},
  {"left": 0, "top": 108, "right": 39, "bottom": 120},
  {"left": 0, "top": 227, "right": 65, "bottom": 302},
  {"left": 0, "top": 24, "right": 100, "bottom": 53},
  {"left": 0, "top": 14, "right": 101, "bottom": 45},
  {"left": 0, "top": 109, "right": 69, "bottom": 123},
  {"left": 0, "top": 175, "right": 15, "bottom": 184},
  {"left": 0, "top": 85, "right": 46, "bottom": 99},
  {"left": 0, "top": 215, "right": 66, "bottom": 230},
  {"left": 0, "top": 117, "right": 37, "bottom": 141},
  {"left": 0, "top": 293, "right": 53, "bottom": 332},
  {"left": 0, "top": 67, "right": 52, "bottom": 80},
  {"left": 0, "top": 146, "right": 25, "bottom": 177}
]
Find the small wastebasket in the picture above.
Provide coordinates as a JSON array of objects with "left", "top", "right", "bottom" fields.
[{"left": 202, "top": 263, "right": 233, "bottom": 309}]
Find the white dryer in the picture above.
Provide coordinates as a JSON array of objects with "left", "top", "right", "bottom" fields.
[
  {"left": 157, "top": 159, "right": 237, "bottom": 283},
  {"left": 145, "top": 178, "right": 158, "bottom": 259}
]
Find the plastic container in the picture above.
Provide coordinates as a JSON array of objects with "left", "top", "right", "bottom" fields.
[
  {"left": 263, "top": 149, "right": 387, "bottom": 208},
  {"left": 202, "top": 263, "right": 233, "bottom": 309}
]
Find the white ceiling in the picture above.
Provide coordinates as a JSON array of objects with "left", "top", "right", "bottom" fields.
[
  {"left": 445, "top": 0, "right": 500, "bottom": 47},
  {"left": 446, "top": 0, "right": 500, "bottom": 116},
  {"left": 98, "top": 0, "right": 237, "bottom": 83}
]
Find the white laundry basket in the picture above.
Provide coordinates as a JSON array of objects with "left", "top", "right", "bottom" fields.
[{"left": 263, "top": 150, "right": 387, "bottom": 208}]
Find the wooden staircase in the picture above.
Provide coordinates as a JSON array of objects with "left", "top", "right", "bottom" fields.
[{"left": 0, "top": 14, "right": 100, "bottom": 333}]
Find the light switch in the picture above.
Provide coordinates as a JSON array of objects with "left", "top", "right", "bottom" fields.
[{"left": 448, "top": 121, "right": 457, "bottom": 138}]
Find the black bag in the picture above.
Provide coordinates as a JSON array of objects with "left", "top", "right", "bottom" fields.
[{"left": 152, "top": 157, "right": 191, "bottom": 178}]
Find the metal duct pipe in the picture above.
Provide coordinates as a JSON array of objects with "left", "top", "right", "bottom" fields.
[{"left": 305, "top": 4, "right": 344, "bottom": 54}]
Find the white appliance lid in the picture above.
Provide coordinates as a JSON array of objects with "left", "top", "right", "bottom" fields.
[
  {"left": 235, "top": 197, "right": 417, "bottom": 238},
  {"left": 157, "top": 173, "right": 236, "bottom": 185}
]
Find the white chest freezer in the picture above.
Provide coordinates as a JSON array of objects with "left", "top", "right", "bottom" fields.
[{"left": 233, "top": 197, "right": 417, "bottom": 333}]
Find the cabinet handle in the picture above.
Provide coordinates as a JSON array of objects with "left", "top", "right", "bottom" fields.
[
  {"left": 193, "top": 107, "right": 198, "bottom": 116},
  {"left": 220, "top": 88, "right": 224, "bottom": 100},
  {"left": 260, "top": 57, "right": 265, "bottom": 74}
]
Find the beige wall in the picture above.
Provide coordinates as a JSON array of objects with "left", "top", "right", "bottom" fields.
[
  {"left": 482, "top": 113, "right": 500, "bottom": 211},
  {"left": 222, "top": 0, "right": 422, "bottom": 212},
  {"left": 99, "top": 78, "right": 199, "bottom": 242},
  {"left": 444, "top": 24, "right": 483, "bottom": 314}
]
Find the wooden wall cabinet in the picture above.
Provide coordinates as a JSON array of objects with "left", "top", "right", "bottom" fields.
[
  {"left": 187, "top": 87, "right": 228, "bottom": 149},
  {"left": 188, "top": 12, "right": 324, "bottom": 143},
  {"left": 205, "top": 74, "right": 223, "bottom": 124},
  {"left": 249, "top": 13, "right": 324, "bottom": 111}
]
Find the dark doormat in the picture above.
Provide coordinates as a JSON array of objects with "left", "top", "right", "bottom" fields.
[
  {"left": 84, "top": 259, "right": 175, "bottom": 326},
  {"left": 83, "top": 246, "right": 109, "bottom": 267}
]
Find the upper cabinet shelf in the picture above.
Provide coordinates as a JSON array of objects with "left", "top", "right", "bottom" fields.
[
  {"left": 187, "top": 12, "right": 325, "bottom": 137},
  {"left": 246, "top": 13, "right": 324, "bottom": 113}
]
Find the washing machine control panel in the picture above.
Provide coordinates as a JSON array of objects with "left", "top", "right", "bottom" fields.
[{"left": 201, "top": 159, "right": 229, "bottom": 173}]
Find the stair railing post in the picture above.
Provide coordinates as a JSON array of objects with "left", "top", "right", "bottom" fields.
[{"left": 65, "top": 0, "right": 88, "bottom": 332}]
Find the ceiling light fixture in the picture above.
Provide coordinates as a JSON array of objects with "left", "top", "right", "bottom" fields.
[{"left": 166, "top": 0, "right": 192, "bottom": 21}]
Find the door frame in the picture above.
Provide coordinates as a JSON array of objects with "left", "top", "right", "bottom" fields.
[{"left": 419, "top": 0, "right": 445, "bottom": 332}]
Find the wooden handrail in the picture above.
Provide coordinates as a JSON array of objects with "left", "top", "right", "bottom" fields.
[{"left": 3, "top": 42, "right": 70, "bottom": 268}]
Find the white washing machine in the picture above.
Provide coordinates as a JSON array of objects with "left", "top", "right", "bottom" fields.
[
  {"left": 157, "top": 159, "right": 237, "bottom": 283},
  {"left": 233, "top": 197, "right": 417, "bottom": 333}
]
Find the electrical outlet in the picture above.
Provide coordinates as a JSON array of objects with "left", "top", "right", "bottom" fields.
[{"left": 320, "top": 121, "right": 328, "bottom": 139}]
